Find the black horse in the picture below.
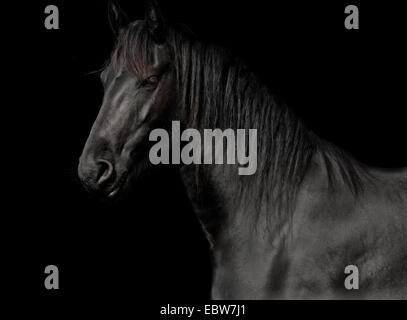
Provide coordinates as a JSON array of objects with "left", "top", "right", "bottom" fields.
[{"left": 78, "top": 1, "right": 407, "bottom": 299}]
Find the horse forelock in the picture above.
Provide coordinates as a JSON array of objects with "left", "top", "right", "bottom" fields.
[{"left": 110, "top": 20, "right": 156, "bottom": 76}]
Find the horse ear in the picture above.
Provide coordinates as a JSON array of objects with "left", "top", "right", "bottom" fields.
[
  {"left": 145, "top": 0, "right": 166, "bottom": 43},
  {"left": 108, "top": 0, "right": 129, "bottom": 37}
]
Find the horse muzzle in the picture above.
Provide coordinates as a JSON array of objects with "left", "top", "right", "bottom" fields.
[{"left": 78, "top": 155, "right": 125, "bottom": 198}]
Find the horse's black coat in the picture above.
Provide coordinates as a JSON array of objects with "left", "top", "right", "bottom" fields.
[{"left": 78, "top": 1, "right": 407, "bottom": 299}]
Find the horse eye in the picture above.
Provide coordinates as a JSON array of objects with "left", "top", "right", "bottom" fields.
[{"left": 145, "top": 75, "right": 159, "bottom": 86}]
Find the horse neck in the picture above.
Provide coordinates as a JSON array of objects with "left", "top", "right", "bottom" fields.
[
  {"left": 172, "top": 34, "right": 369, "bottom": 234},
  {"left": 173, "top": 42, "right": 312, "bottom": 233}
]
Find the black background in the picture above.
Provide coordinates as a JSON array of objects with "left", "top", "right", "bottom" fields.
[{"left": 6, "top": 0, "right": 407, "bottom": 316}]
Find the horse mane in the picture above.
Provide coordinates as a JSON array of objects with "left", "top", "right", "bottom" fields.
[{"left": 110, "top": 20, "right": 370, "bottom": 221}]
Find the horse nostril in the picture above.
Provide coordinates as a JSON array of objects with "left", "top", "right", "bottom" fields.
[{"left": 96, "top": 159, "right": 114, "bottom": 185}]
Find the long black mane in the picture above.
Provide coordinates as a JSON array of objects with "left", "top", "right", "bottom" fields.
[{"left": 110, "top": 20, "right": 370, "bottom": 219}]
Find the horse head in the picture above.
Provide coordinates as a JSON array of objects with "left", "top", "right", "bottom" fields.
[{"left": 78, "top": 0, "right": 175, "bottom": 198}]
